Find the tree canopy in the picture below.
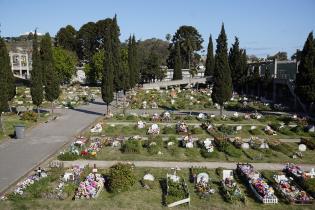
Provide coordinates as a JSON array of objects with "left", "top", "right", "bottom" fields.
[
  {"left": 205, "top": 35, "right": 214, "bottom": 76},
  {"left": 55, "top": 25, "right": 77, "bottom": 51}
]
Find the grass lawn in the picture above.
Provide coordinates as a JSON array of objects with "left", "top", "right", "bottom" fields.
[
  {"left": 2, "top": 167, "right": 314, "bottom": 210},
  {"left": 0, "top": 113, "right": 50, "bottom": 143}
]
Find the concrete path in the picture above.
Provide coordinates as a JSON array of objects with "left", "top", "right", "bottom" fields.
[
  {"left": 0, "top": 98, "right": 109, "bottom": 194},
  {"left": 63, "top": 160, "right": 315, "bottom": 171}
]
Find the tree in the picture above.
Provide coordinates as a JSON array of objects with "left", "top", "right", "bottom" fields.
[
  {"left": 101, "top": 25, "right": 114, "bottom": 115},
  {"left": 229, "top": 37, "right": 244, "bottom": 92},
  {"left": 111, "top": 15, "right": 123, "bottom": 105},
  {"left": 41, "top": 33, "right": 60, "bottom": 117},
  {"left": 55, "top": 25, "right": 77, "bottom": 51},
  {"left": 128, "top": 35, "right": 139, "bottom": 88},
  {"left": 52, "top": 47, "right": 78, "bottom": 83},
  {"left": 121, "top": 47, "right": 130, "bottom": 93},
  {"left": 167, "top": 26, "right": 203, "bottom": 69},
  {"left": 211, "top": 24, "right": 232, "bottom": 116},
  {"left": 295, "top": 32, "right": 315, "bottom": 109},
  {"left": 0, "top": 37, "right": 14, "bottom": 131},
  {"left": 173, "top": 42, "right": 182, "bottom": 80},
  {"left": 76, "top": 22, "right": 98, "bottom": 61},
  {"left": 30, "top": 31, "right": 43, "bottom": 115},
  {"left": 84, "top": 49, "right": 104, "bottom": 84},
  {"left": 205, "top": 35, "right": 214, "bottom": 76},
  {"left": 238, "top": 49, "right": 248, "bottom": 93},
  {"left": 291, "top": 49, "right": 302, "bottom": 61}
]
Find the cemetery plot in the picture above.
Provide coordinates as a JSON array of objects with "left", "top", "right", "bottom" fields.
[{"left": 2, "top": 164, "right": 315, "bottom": 209}]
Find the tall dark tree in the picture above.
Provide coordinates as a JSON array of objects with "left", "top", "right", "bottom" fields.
[
  {"left": 173, "top": 42, "right": 182, "bottom": 80},
  {"left": 128, "top": 35, "right": 138, "bottom": 88},
  {"left": 41, "top": 33, "right": 60, "bottom": 117},
  {"left": 76, "top": 22, "right": 98, "bottom": 61},
  {"left": 205, "top": 35, "right": 214, "bottom": 76},
  {"left": 55, "top": 25, "right": 77, "bottom": 51},
  {"left": 238, "top": 49, "right": 248, "bottom": 93},
  {"left": 229, "top": 37, "right": 242, "bottom": 91},
  {"left": 128, "top": 36, "right": 135, "bottom": 88},
  {"left": 101, "top": 25, "right": 114, "bottom": 115},
  {"left": 30, "top": 31, "right": 43, "bottom": 114},
  {"left": 167, "top": 26, "right": 203, "bottom": 69},
  {"left": 111, "top": 15, "right": 123, "bottom": 104},
  {"left": 132, "top": 35, "right": 139, "bottom": 85},
  {"left": 0, "top": 37, "right": 14, "bottom": 131},
  {"left": 295, "top": 32, "right": 315, "bottom": 109},
  {"left": 211, "top": 24, "right": 232, "bottom": 116}
]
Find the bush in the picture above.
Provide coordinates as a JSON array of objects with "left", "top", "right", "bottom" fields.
[
  {"left": 218, "top": 124, "right": 234, "bottom": 135},
  {"left": 249, "top": 128, "right": 263, "bottom": 135},
  {"left": 147, "top": 144, "right": 161, "bottom": 155},
  {"left": 57, "top": 152, "right": 79, "bottom": 161},
  {"left": 191, "top": 127, "right": 204, "bottom": 134},
  {"left": 291, "top": 125, "right": 304, "bottom": 133},
  {"left": 162, "top": 126, "right": 176, "bottom": 134},
  {"left": 200, "top": 149, "right": 218, "bottom": 158},
  {"left": 269, "top": 123, "right": 282, "bottom": 131},
  {"left": 126, "top": 115, "right": 138, "bottom": 121},
  {"left": 20, "top": 111, "right": 37, "bottom": 122},
  {"left": 230, "top": 116, "right": 242, "bottom": 122},
  {"left": 108, "top": 163, "right": 136, "bottom": 193},
  {"left": 168, "top": 146, "right": 180, "bottom": 157},
  {"left": 184, "top": 115, "right": 194, "bottom": 121},
  {"left": 121, "top": 140, "right": 142, "bottom": 153},
  {"left": 225, "top": 144, "right": 242, "bottom": 158},
  {"left": 184, "top": 148, "right": 199, "bottom": 158}
]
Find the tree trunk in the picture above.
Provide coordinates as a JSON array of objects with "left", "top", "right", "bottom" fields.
[
  {"left": 51, "top": 101, "right": 54, "bottom": 120},
  {"left": 0, "top": 113, "right": 4, "bottom": 133},
  {"left": 116, "top": 91, "right": 118, "bottom": 107},
  {"left": 220, "top": 105, "right": 223, "bottom": 117},
  {"left": 37, "top": 106, "right": 40, "bottom": 119},
  {"left": 8, "top": 101, "right": 12, "bottom": 113},
  {"left": 106, "top": 103, "right": 109, "bottom": 115}
]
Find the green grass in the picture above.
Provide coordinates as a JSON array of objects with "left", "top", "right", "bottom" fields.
[
  {"left": 2, "top": 168, "right": 314, "bottom": 210},
  {"left": 0, "top": 113, "right": 50, "bottom": 143}
]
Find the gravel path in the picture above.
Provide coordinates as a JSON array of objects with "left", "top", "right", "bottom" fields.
[{"left": 62, "top": 160, "right": 315, "bottom": 171}]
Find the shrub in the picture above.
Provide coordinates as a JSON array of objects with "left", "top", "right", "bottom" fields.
[
  {"left": 225, "top": 144, "right": 242, "bottom": 158},
  {"left": 269, "top": 123, "right": 282, "bottom": 131},
  {"left": 191, "top": 127, "right": 204, "bottom": 134},
  {"left": 218, "top": 124, "right": 234, "bottom": 135},
  {"left": 184, "top": 115, "right": 194, "bottom": 121},
  {"left": 291, "top": 125, "right": 304, "bottom": 133},
  {"left": 230, "top": 116, "right": 242, "bottom": 122},
  {"left": 20, "top": 111, "right": 37, "bottom": 122},
  {"left": 249, "top": 128, "right": 263, "bottom": 135},
  {"left": 162, "top": 126, "right": 176, "bottom": 134},
  {"left": 126, "top": 115, "right": 138, "bottom": 121},
  {"left": 121, "top": 140, "right": 142, "bottom": 153},
  {"left": 57, "top": 152, "right": 79, "bottom": 161},
  {"left": 184, "top": 148, "right": 199, "bottom": 158},
  {"left": 200, "top": 149, "right": 218, "bottom": 158},
  {"left": 168, "top": 146, "right": 180, "bottom": 157},
  {"left": 108, "top": 163, "right": 136, "bottom": 193}
]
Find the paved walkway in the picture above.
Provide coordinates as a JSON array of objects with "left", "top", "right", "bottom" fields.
[
  {"left": 0, "top": 98, "right": 110, "bottom": 193},
  {"left": 63, "top": 160, "right": 315, "bottom": 171}
]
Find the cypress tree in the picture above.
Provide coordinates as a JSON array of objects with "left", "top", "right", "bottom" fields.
[
  {"left": 173, "top": 42, "right": 182, "bottom": 80},
  {"left": 211, "top": 24, "right": 232, "bottom": 116},
  {"left": 205, "top": 35, "right": 214, "bottom": 76},
  {"left": 128, "top": 36, "right": 135, "bottom": 88},
  {"left": 101, "top": 25, "right": 114, "bottom": 114},
  {"left": 229, "top": 37, "right": 241, "bottom": 91},
  {"left": 0, "top": 37, "right": 13, "bottom": 131},
  {"left": 239, "top": 49, "right": 248, "bottom": 94},
  {"left": 111, "top": 15, "right": 123, "bottom": 105},
  {"left": 41, "top": 33, "right": 60, "bottom": 117},
  {"left": 295, "top": 32, "right": 315, "bottom": 109},
  {"left": 30, "top": 30, "right": 43, "bottom": 115},
  {"left": 131, "top": 35, "right": 139, "bottom": 85}
]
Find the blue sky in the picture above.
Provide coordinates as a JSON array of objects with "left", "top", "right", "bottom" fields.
[{"left": 1, "top": 0, "right": 314, "bottom": 57}]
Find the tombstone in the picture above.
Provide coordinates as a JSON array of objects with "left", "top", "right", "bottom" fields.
[
  {"left": 250, "top": 125, "right": 257, "bottom": 130},
  {"left": 197, "top": 173, "right": 209, "bottom": 183},
  {"left": 143, "top": 174, "right": 155, "bottom": 181},
  {"left": 307, "top": 125, "right": 315, "bottom": 133},
  {"left": 16, "top": 106, "right": 27, "bottom": 115},
  {"left": 235, "top": 125, "right": 242, "bottom": 131},
  {"left": 241, "top": 143, "right": 250, "bottom": 149}
]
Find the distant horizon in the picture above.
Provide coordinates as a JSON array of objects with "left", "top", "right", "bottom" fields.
[{"left": 1, "top": 0, "right": 314, "bottom": 58}]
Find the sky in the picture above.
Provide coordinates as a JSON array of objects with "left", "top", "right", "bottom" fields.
[{"left": 0, "top": 0, "right": 314, "bottom": 57}]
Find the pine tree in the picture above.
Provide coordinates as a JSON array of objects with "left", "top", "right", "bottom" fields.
[
  {"left": 101, "top": 24, "right": 114, "bottom": 115},
  {"left": 41, "top": 33, "right": 60, "bottom": 117},
  {"left": 30, "top": 30, "right": 43, "bottom": 115},
  {"left": 295, "top": 32, "right": 315, "bottom": 109},
  {"left": 211, "top": 24, "right": 232, "bottom": 116},
  {"left": 111, "top": 15, "right": 123, "bottom": 96},
  {"left": 173, "top": 42, "right": 182, "bottom": 80},
  {"left": 205, "top": 35, "right": 214, "bottom": 76},
  {"left": 0, "top": 37, "right": 12, "bottom": 131}
]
